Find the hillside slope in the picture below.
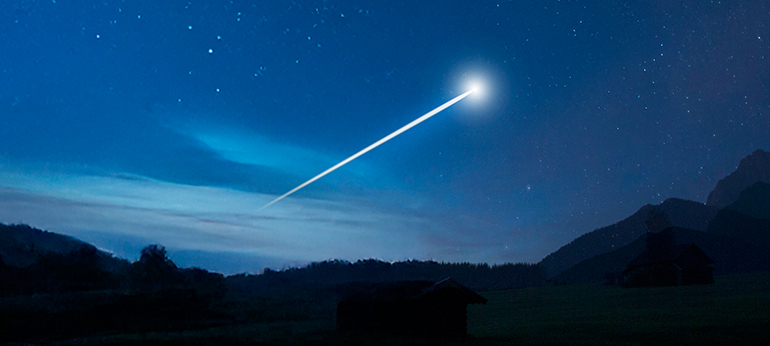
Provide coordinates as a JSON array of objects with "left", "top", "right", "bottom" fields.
[
  {"left": 553, "top": 183, "right": 770, "bottom": 284},
  {"left": 707, "top": 149, "right": 770, "bottom": 208},
  {"left": 0, "top": 223, "right": 128, "bottom": 272},
  {"left": 538, "top": 198, "right": 717, "bottom": 278}
]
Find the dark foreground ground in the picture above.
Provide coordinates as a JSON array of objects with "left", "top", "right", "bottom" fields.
[
  {"left": 4, "top": 272, "right": 770, "bottom": 346},
  {"left": 469, "top": 271, "right": 770, "bottom": 345}
]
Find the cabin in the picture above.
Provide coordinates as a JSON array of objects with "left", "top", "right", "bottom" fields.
[
  {"left": 336, "top": 278, "right": 487, "bottom": 338},
  {"left": 622, "top": 243, "right": 714, "bottom": 287}
]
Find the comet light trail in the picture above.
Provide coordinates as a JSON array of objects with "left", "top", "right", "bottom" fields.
[{"left": 259, "top": 88, "right": 477, "bottom": 211}]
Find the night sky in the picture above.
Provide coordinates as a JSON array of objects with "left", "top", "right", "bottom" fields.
[{"left": 1, "top": 1, "right": 768, "bottom": 274}]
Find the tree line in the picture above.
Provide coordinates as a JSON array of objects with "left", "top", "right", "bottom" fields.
[{"left": 229, "top": 258, "right": 545, "bottom": 296}]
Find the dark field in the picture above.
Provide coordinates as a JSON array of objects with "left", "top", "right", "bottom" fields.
[
  {"left": 8, "top": 272, "right": 768, "bottom": 346},
  {"left": 468, "top": 271, "right": 770, "bottom": 345}
]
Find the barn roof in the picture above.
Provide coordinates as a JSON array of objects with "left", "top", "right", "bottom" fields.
[
  {"left": 626, "top": 243, "right": 714, "bottom": 268},
  {"left": 340, "top": 278, "right": 487, "bottom": 305},
  {"left": 425, "top": 278, "right": 488, "bottom": 304}
]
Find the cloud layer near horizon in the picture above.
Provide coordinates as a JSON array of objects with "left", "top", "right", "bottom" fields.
[{"left": 0, "top": 165, "right": 550, "bottom": 273}]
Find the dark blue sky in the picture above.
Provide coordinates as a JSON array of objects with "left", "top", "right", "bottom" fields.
[{"left": 1, "top": 0, "right": 768, "bottom": 274}]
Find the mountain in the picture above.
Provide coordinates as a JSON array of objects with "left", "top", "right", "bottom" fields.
[
  {"left": 553, "top": 183, "right": 770, "bottom": 284},
  {"left": 721, "top": 181, "right": 770, "bottom": 220},
  {"left": 549, "top": 227, "right": 753, "bottom": 284},
  {"left": 706, "top": 149, "right": 770, "bottom": 208},
  {"left": 706, "top": 181, "right": 770, "bottom": 242},
  {"left": 540, "top": 149, "right": 769, "bottom": 279},
  {"left": 538, "top": 198, "right": 718, "bottom": 278}
]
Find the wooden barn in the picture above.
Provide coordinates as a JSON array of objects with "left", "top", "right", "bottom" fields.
[
  {"left": 622, "top": 243, "right": 714, "bottom": 287},
  {"left": 336, "top": 278, "right": 487, "bottom": 338}
]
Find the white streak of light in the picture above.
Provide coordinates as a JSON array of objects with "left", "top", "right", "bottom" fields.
[{"left": 259, "top": 89, "right": 475, "bottom": 211}]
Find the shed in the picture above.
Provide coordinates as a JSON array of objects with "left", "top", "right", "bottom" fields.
[{"left": 336, "top": 278, "right": 487, "bottom": 338}]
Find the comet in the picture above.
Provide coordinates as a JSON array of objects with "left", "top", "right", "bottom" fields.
[{"left": 259, "top": 88, "right": 477, "bottom": 211}]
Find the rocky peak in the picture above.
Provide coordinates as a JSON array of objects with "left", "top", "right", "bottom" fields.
[{"left": 706, "top": 149, "right": 770, "bottom": 208}]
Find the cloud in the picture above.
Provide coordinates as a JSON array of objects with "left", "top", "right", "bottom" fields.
[
  {"left": 0, "top": 112, "right": 556, "bottom": 272},
  {"left": 0, "top": 101, "right": 296, "bottom": 195},
  {"left": 193, "top": 129, "right": 338, "bottom": 177},
  {"left": 0, "top": 168, "right": 436, "bottom": 271},
  {"left": 171, "top": 121, "right": 398, "bottom": 195}
]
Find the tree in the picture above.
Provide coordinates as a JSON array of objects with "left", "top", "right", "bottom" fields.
[
  {"left": 130, "top": 245, "right": 184, "bottom": 285},
  {"left": 28, "top": 244, "right": 117, "bottom": 291},
  {"left": 645, "top": 209, "right": 670, "bottom": 233}
]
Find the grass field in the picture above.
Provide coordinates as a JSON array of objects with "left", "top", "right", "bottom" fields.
[
  {"left": 468, "top": 271, "right": 770, "bottom": 345},
  {"left": 15, "top": 272, "right": 770, "bottom": 345}
]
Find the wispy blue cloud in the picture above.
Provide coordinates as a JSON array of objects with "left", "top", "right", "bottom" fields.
[
  {"left": 0, "top": 160, "right": 550, "bottom": 273},
  {"left": 172, "top": 121, "right": 392, "bottom": 194},
  {"left": 0, "top": 167, "right": 435, "bottom": 270}
]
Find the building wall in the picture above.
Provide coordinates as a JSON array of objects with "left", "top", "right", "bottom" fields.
[{"left": 337, "top": 294, "right": 471, "bottom": 337}]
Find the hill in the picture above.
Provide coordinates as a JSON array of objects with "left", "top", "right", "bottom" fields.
[
  {"left": 550, "top": 227, "right": 730, "bottom": 284},
  {"left": 538, "top": 198, "right": 717, "bottom": 278},
  {"left": 540, "top": 149, "right": 769, "bottom": 279},
  {"left": 0, "top": 223, "right": 128, "bottom": 272},
  {"left": 706, "top": 149, "right": 770, "bottom": 208},
  {"left": 552, "top": 183, "right": 770, "bottom": 284},
  {"left": 720, "top": 181, "right": 770, "bottom": 220},
  {"left": 706, "top": 181, "right": 770, "bottom": 245}
]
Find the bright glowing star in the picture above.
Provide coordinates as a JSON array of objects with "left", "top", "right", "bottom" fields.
[
  {"left": 466, "top": 79, "right": 486, "bottom": 100},
  {"left": 259, "top": 89, "right": 476, "bottom": 211}
]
